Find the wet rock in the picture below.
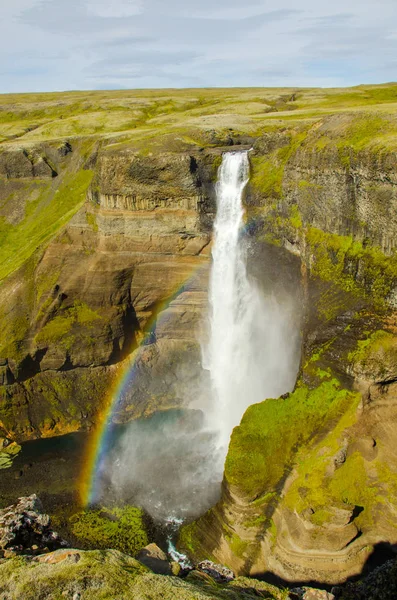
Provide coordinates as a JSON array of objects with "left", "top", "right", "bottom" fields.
[
  {"left": 136, "top": 543, "right": 172, "bottom": 575},
  {"left": 196, "top": 559, "right": 235, "bottom": 582},
  {"left": 0, "top": 495, "right": 67, "bottom": 555}
]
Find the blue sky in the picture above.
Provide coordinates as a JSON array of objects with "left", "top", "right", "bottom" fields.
[{"left": 1, "top": 0, "right": 397, "bottom": 92}]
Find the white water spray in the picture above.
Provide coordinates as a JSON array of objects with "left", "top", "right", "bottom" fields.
[{"left": 203, "top": 151, "right": 298, "bottom": 451}]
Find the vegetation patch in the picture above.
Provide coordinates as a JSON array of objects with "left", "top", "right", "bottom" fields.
[
  {"left": 35, "top": 302, "right": 101, "bottom": 347},
  {"left": 69, "top": 506, "right": 149, "bottom": 555},
  {"left": 0, "top": 169, "right": 93, "bottom": 282},
  {"left": 305, "top": 227, "right": 397, "bottom": 308},
  {"left": 225, "top": 379, "right": 360, "bottom": 500}
]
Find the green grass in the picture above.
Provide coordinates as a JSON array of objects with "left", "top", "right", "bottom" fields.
[
  {"left": 35, "top": 301, "right": 101, "bottom": 348},
  {"left": 225, "top": 380, "right": 360, "bottom": 500},
  {"left": 0, "top": 169, "right": 93, "bottom": 282},
  {"left": 1, "top": 83, "right": 397, "bottom": 147},
  {"left": 69, "top": 506, "right": 149, "bottom": 555}
]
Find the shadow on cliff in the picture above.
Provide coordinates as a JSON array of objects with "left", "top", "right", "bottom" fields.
[{"left": 255, "top": 541, "right": 397, "bottom": 592}]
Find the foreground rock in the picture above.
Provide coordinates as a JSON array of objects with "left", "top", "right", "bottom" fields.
[
  {"left": 197, "top": 559, "right": 235, "bottom": 582},
  {"left": 0, "top": 547, "right": 288, "bottom": 599},
  {"left": 136, "top": 542, "right": 173, "bottom": 575},
  {"left": 290, "top": 588, "right": 335, "bottom": 600},
  {"left": 0, "top": 495, "right": 67, "bottom": 556}
]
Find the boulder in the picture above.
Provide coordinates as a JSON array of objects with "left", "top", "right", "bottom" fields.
[
  {"left": 0, "top": 495, "right": 67, "bottom": 555},
  {"left": 136, "top": 543, "right": 172, "bottom": 575},
  {"left": 196, "top": 559, "right": 235, "bottom": 582}
]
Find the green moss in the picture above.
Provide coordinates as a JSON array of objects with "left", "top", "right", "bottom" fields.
[
  {"left": 70, "top": 506, "right": 149, "bottom": 555},
  {"left": 347, "top": 330, "right": 394, "bottom": 364},
  {"left": 228, "top": 534, "right": 248, "bottom": 558},
  {"left": 178, "top": 520, "right": 200, "bottom": 555},
  {"left": 86, "top": 211, "right": 98, "bottom": 232},
  {"left": 0, "top": 169, "right": 93, "bottom": 282},
  {"left": 289, "top": 204, "right": 302, "bottom": 229},
  {"left": 36, "top": 313, "right": 75, "bottom": 344},
  {"left": 225, "top": 380, "right": 360, "bottom": 500},
  {"left": 35, "top": 301, "right": 101, "bottom": 347},
  {"left": 306, "top": 227, "right": 397, "bottom": 308},
  {"left": 310, "top": 508, "right": 334, "bottom": 526},
  {"left": 0, "top": 442, "right": 21, "bottom": 470},
  {"left": 250, "top": 132, "right": 307, "bottom": 198},
  {"left": 268, "top": 519, "right": 277, "bottom": 546},
  {"left": 250, "top": 156, "right": 284, "bottom": 197},
  {"left": 35, "top": 267, "right": 62, "bottom": 304}
]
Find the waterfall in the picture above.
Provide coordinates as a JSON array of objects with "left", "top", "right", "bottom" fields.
[
  {"left": 96, "top": 150, "right": 299, "bottom": 529},
  {"left": 203, "top": 150, "right": 298, "bottom": 451}
]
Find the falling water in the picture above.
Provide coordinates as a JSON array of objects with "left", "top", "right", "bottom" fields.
[
  {"left": 96, "top": 150, "right": 299, "bottom": 532},
  {"left": 203, "top": 151, "right": 298, "bottom": 452}
]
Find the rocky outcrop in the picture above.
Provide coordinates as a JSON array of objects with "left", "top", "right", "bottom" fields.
[
  {"left": 0, "top": 148, "right": 57, "bottom": 179},
  {"left": 0, "top": 438, "right": 20, "bottom": 469},
  {"left": 0, "top": 495, "right": 67, "bottom": 557}
]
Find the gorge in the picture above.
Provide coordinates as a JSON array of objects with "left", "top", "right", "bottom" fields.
[{"left": 0, "top": 85, "right": 397, "bottom": 598}]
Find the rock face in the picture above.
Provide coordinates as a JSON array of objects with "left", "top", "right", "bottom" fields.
[{"left": 0, "top": 143, "right": 219, "bottom": 439}]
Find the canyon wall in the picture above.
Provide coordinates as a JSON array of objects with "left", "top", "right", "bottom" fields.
[
  {"left": 1, "top": 104, "right": 397, "bottom": 586},
  {"left": 0, "top": 143, "right": 221, "bottom": 438}
]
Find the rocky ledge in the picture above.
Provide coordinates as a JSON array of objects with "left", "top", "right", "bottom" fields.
[{"left": 0, "top": 496, "right": 395, "bottom": 600}]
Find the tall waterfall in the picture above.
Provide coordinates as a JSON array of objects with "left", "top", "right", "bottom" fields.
[
  {"left": 203, "top": 151, "right": 298, "bottom": 450},
  {"left": 96, "top": 150, "right": 299, "bottom": 525}
]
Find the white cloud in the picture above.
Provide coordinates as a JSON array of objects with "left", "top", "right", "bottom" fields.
[
  {"left": 0, "top": 0, "right": 396, "bottom": 92},
  {"left": 86, "top": 0, "right": 143, "bottom": 18}
]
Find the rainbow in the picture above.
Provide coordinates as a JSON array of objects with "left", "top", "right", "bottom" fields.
[{"left": 79, "top": 261, "right": 208, "bottom": 507}]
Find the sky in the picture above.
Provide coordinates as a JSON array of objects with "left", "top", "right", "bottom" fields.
[{"left": 1, "top": 0, "right": 397, "bottom": 93}]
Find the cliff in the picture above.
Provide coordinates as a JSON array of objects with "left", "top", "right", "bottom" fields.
[{"left": 1, "top": 84, "right": 397, "bottom": 585}]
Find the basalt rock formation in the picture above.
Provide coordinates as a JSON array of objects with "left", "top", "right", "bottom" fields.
[{"left": 1, "top": 86, "right": 397, "bottom": 587}]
